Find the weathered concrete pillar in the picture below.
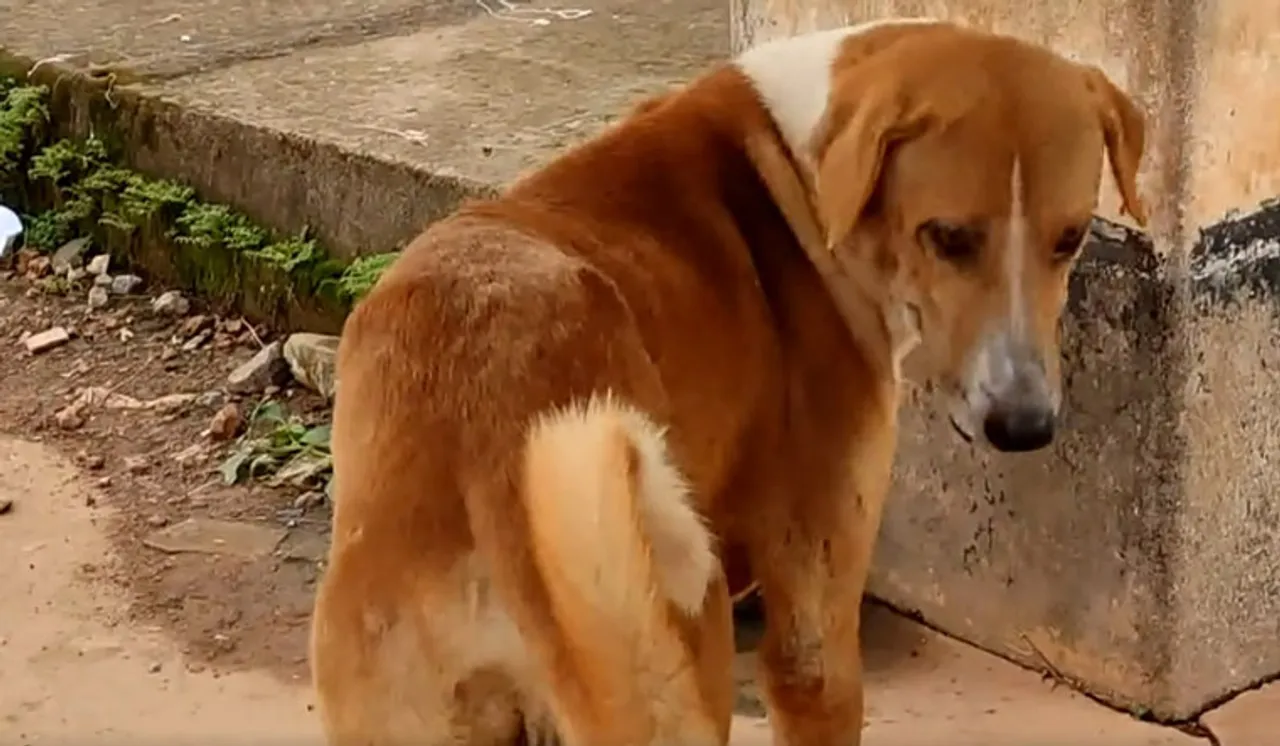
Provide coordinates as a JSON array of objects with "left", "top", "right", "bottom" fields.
[{"left": 730, "top": 0, "right": 1280, "bottom": 722}]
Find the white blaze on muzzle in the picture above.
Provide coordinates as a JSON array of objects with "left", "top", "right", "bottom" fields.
[{"left": 953, "top": 157, "right": 1059, "bottom": 451}]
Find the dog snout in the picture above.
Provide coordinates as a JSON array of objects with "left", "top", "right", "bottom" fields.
[
  {"left": 959, "top": 335, "right": 1061, "bottom": 451},
  {"left": 982, "top": 395, "right": 1055, "bottom": 452}
]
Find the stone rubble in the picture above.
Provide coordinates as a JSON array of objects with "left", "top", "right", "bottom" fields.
[
  {"left": 226, "top": 340, "right": 289, "bottom": 393},
  {"left": 23, "top": 326, "right": 71, "bottom": 354},
  {"left": 151, "top": 290, "right": 191, "bottom": 316},
  {"left": 87, "top": 285, "right": 109, "bottom": 309},
  {"left": 50, "top": 237, "right": 91, "bottom": 274},
  {"left": 282, "top": 332, "right": 340, "bottom": 399},
  {"left": 85, "top": 254, "right": 110, "bottom": 276},
  {"left": 109, "top": 274, "right": 144, "bottom": 295}
]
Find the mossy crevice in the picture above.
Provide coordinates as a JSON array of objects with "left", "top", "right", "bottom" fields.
[{"left": 1, "top": 79, "right": 399, "bottom": 329}]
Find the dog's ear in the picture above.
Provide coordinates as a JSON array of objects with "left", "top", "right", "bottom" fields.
[
  {"left": 1082, "top": 65, "right": 1148, "bottom": 227},
  {"left": 812, "top": 73, "right": 934, "bottom": 250}
]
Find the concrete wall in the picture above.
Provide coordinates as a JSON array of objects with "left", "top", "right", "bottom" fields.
[{"left": 731, "top": 0, "right": 1280, "bottom": 721}]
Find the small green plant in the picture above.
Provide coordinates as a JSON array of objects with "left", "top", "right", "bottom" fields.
[
  {"left": 335, "top": 251, "right": 398, "bottom": 301},
  {"left": 29, "top": 137, "right": 108, "bottom": 184},
  {"left": 23, "top": 209, "right": 73, "bottom": 250},
  {"left": 33, "top": 273, "right": 72, "bottom": 295},
  {"left": 22, "top": 138, "right": 120, "bottom": 250},
  {"left": 219, "top": 399, "right": 334, "bottom": 497},
  {"left": 22, "top": 193, "right": 96, "bottom": 250},
  {"left": 246, "top": 230, "right": 321, "bottom": 274},
  {"left": 174, "top": 202, "right": 267, "bottom": 251},
  {"left": 108, "top": 177, "right": 195, "bottom": 229}
]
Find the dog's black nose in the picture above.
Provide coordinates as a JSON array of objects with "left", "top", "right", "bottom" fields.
[{"left": 983, "top": 404, "right": 1055, "bottom": 453}]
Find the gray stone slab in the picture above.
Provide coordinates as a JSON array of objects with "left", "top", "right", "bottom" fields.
[
  {"left": 143, "top": 517, "right": 286, "bottom": 560},
  {"left": 277, "top": 526, "right": 329, "bottom": 564},
  {"left": 149, "top": 0, "right": 726, "bottom": 187}
]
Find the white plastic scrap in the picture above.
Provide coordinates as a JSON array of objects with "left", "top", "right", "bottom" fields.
[{"left": 0, "top": 204, "right": 22, "bottom": 259}]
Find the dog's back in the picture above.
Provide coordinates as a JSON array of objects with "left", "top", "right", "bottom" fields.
[{"left": 311, "top": 67, "right": 796, "bottom": 746}]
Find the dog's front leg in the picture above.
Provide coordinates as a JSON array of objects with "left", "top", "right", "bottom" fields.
[{"left": 749, "top": 492, "right": 883, "bottom": 746}]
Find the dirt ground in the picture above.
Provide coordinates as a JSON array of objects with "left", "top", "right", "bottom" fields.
[
  {"left": 0, "top": 254, "right": 1219, "bottom": 745},
  {"left": 0, "top": 263, "right": 328, "bottom": 682},
  {"left": 0, "top": 434, "right": 322, "bottom": 742},
  {"left": 0, "top": 254, "right": 335, "bottom": 741}
]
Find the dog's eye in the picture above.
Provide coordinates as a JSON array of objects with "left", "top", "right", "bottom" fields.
[
  {"left": 1053, "top": 224, "right": 1088, "bottom": 260},
  {"left": 918, "top": 220, "right": 981, "bottom": 263}
]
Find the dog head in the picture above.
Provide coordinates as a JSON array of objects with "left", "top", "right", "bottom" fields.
[{"left": 796, "top": 23, "right": 1147, "bottom": 453}]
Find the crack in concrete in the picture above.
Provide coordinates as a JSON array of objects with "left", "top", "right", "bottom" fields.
[
  {"left": 1189, "top": 669, "right": 1280, "bottom": 724},
  {"left": 841, "top": 599, "right": 1224, "bottom": 741},
  {"left": 1191, "top": 721, "right": 1223, "bottom": 746}
]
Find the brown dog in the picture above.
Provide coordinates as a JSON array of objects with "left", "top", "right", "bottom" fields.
[{"left": 310, "top": 19, "right": 1147, "bottom": 746}]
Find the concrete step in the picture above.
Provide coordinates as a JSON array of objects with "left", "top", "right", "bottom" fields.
[{"left": 2, "top": 0, "right": 726, "bottom": 259}]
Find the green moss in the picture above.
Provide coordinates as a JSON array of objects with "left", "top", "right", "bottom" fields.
[
  {"left": 0, "top": 84, "right": 48, "bottom": 184},
  {"left": 0, "top": 81, "right": 402, "bottom": 326}
]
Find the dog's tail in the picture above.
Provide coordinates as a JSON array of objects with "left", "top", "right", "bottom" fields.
[{"left": 520, "top": 392, "right": 722, "bottom": 743}]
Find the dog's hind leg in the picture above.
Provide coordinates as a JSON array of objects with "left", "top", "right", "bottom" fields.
[{"left": 311, "top": 554, "right": 532, "bottom": 746}]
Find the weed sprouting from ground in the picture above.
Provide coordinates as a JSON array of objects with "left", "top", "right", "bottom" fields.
[
  {"left": 107, "top": 178, "right": 196, "bottom": 229},
  {"left": 219, "top": 398, "right": 334, "bottom": 499},
  {"left": 28, "top": 137, "right": 108, "bottom": 184}
]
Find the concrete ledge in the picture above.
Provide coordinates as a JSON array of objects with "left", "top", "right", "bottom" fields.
[
  {"left": 0, "top": 53, "right": 487, "bottom": 265},
  {"left": 1, "top": 0, "right": 725, "bottom": 261},
  {"left": 1193, "top": 199, "right": 1280, "bottom": 302},
  {"left": 730, "top": 0, "right": 1280, "bottom": 722}
]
